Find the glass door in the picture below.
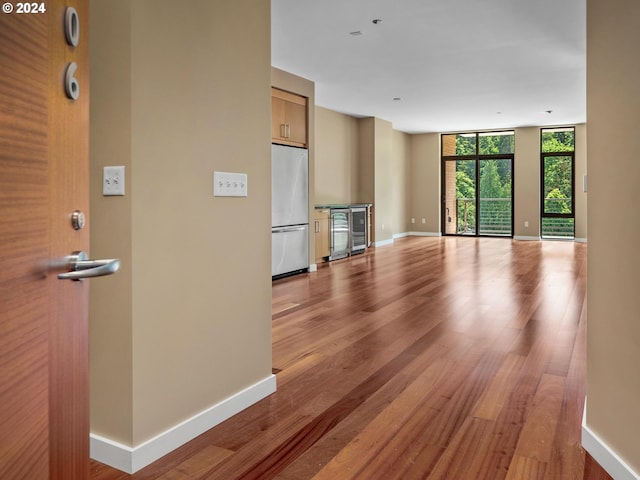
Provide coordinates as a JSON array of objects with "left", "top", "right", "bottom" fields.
[
  {"left": 442, "top": 131, "right": 514, "bottom": 237},
  {"left": 478, "top": 159, "right": 512, "bottom": 236},
  {"left": 444, "top": 159, "right": 476, "bottom": 235}
]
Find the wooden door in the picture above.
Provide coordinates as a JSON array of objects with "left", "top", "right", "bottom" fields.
[{"left": 0, "top": 1, "right": 90, "bottom": 478}]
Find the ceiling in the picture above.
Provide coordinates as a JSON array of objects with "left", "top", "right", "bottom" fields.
[{"left": 271, "top": 0, "right": 586, "bottom": 134}]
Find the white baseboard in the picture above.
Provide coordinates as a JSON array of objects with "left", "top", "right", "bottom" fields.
[
  {"left": 374, "top": 238, "right": 394, "bottom": 247},
  {"left": 582, "top": 400, "right": 640, "bottom": 480},
  {"left": 308, "top": 263, "right": 317, "bottom": 272},
  {"left": 409, "top": 231, "right": 442, "bottom": 237},
  {"left": 373, "top": 231, "right": 442, "bottom": 247},
  {"left": 90, "top": 374, "right": 277, "bottom": 474},
  {"left": 514, "top": 235, "right": 587, "bottom": 243}
]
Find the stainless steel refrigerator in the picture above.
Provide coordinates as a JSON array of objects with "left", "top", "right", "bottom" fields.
[{"left": 272, "top": 144, "right": 309, "bottom": 277}]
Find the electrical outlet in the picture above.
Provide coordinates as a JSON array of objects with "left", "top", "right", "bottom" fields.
[
  {"left": 381, "top": 223, "right": 385, "bottom": 230},
  {"left": 421, "top": 218, "right": 426, "bottom": 224},
  {"left": 524, "top": 221, "right": 529, "bottom": 227},
  {"left": 103, "top": 166, "right": 125, "bottom": 196},
  {"left": 411, "top": 218, "right": 415, "bottom": 224}
]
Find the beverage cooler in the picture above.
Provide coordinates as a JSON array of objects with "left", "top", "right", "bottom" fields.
[
  {"left": 329, "top": 206, "right": 368, "bottom": 260},
  {"left": 350, "top": 207, "right": 367, "bottom": 254},
  {"left": 329, "top": 209, "right": 350, "bottom": 260}
]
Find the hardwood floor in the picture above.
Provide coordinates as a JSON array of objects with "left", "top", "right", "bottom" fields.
[{"left": 91, "top": 237, "right": 612, "bottom": 479}]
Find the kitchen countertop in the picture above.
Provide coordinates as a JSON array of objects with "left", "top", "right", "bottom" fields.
[{"left": 315, "top": 203, "right": 372, "bottom": 209}]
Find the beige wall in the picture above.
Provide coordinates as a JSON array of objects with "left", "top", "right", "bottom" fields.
[
  {"left": 90, "top": 0, "right": 272, "bottom": 446},
  {"left": 314, "top": 106, "right": 358, "bottom": 204},
  {"left": 357, "top": 117, "right": 375, "bottom": 205},
  {"left": 574, "top": 123, "right": 587, "bottom": 241},
  {"left": 354, "top": 117, "right": 407, "bottom": 243},
  {"left": 373, "top": 118, "right": 394, "bottom": 243},
  {"left": 409, "top": 134, "right": 440, "bottom": 234},
  {"left": 90, "top": 0, "right": 133, "bottom": 443},
  {"left": 514, "top": 127, "right": 541, "bottom": 238},
  {"left": 390, "top": 130, "right": 411, "bottom": 234},
  {"left": 587, "top": 0, "right": 640, "bottom": 473}
]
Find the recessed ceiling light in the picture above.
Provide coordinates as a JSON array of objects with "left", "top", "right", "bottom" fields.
[
  {"left": 350, "top": 31, "right": 362, "bottom": 36},
  {"left": 372, "top": 19, "right": 382, "bottom": 25},
  {"left": 546, "top": 110, "right": 553, "bottom": 114},
  {"left": 393, "top": 97, "right": 402, "bottom": 101}
]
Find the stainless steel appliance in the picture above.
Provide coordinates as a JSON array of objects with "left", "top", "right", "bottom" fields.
[
  {"left": 272, "top": 144, "right": 309, "bottom": 277},
  {"left": 329, "top": 208, "right": 350, "bottom": 260},
  {"left": 350, "top": 207, "right": 367, "bottom": 254}
]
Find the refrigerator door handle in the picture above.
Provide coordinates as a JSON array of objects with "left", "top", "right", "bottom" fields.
[{"left": 273, "top": 226, "right": 306, "bottom": 233}]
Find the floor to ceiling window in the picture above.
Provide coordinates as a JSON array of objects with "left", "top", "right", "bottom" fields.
[
  {"left": 442, "top": 131, "right": 514, "bottom": 237},
  {"left": 540, "top": 127, "right": 575, "bottom": 239}
]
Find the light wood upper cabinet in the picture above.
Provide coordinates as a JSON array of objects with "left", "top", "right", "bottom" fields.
[{"left": 272, "top": 87, "right": 307, "bottom": 147}]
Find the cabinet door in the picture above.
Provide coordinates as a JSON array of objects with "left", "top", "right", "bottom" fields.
[
  {"left": 319, "top": 217, "right": 330, "bottom": 258},
  {"left": 314, "top": 210, "right": 330, "bottom": 262},
  {"left": 271, "top": 96, "right": 287, "bottom": 141},
  {"left": 271, "top": 88, "right": 307, "bottom": 147},
  {"left": 285, "top": 100, "right": 307, "bottom": 146}
]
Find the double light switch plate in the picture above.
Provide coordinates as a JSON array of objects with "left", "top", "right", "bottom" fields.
[{"left": 103, "top": 166, "right": 125, "bottom": 196}]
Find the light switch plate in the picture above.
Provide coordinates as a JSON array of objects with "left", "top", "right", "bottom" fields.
[
  {"left": 213, "top": 171, "right": 248, "bottom": 197},
  {"left": 103, "top": 166, "right": 125, "bottom": 196}
]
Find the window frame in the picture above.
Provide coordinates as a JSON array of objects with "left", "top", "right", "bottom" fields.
[{"left": 540, "top": 127, "right": 576, "bottom": 238}]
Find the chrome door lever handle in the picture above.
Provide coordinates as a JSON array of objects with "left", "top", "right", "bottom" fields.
[{"left": 57, "top": 251, "right": 120, "bottom": 281}]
